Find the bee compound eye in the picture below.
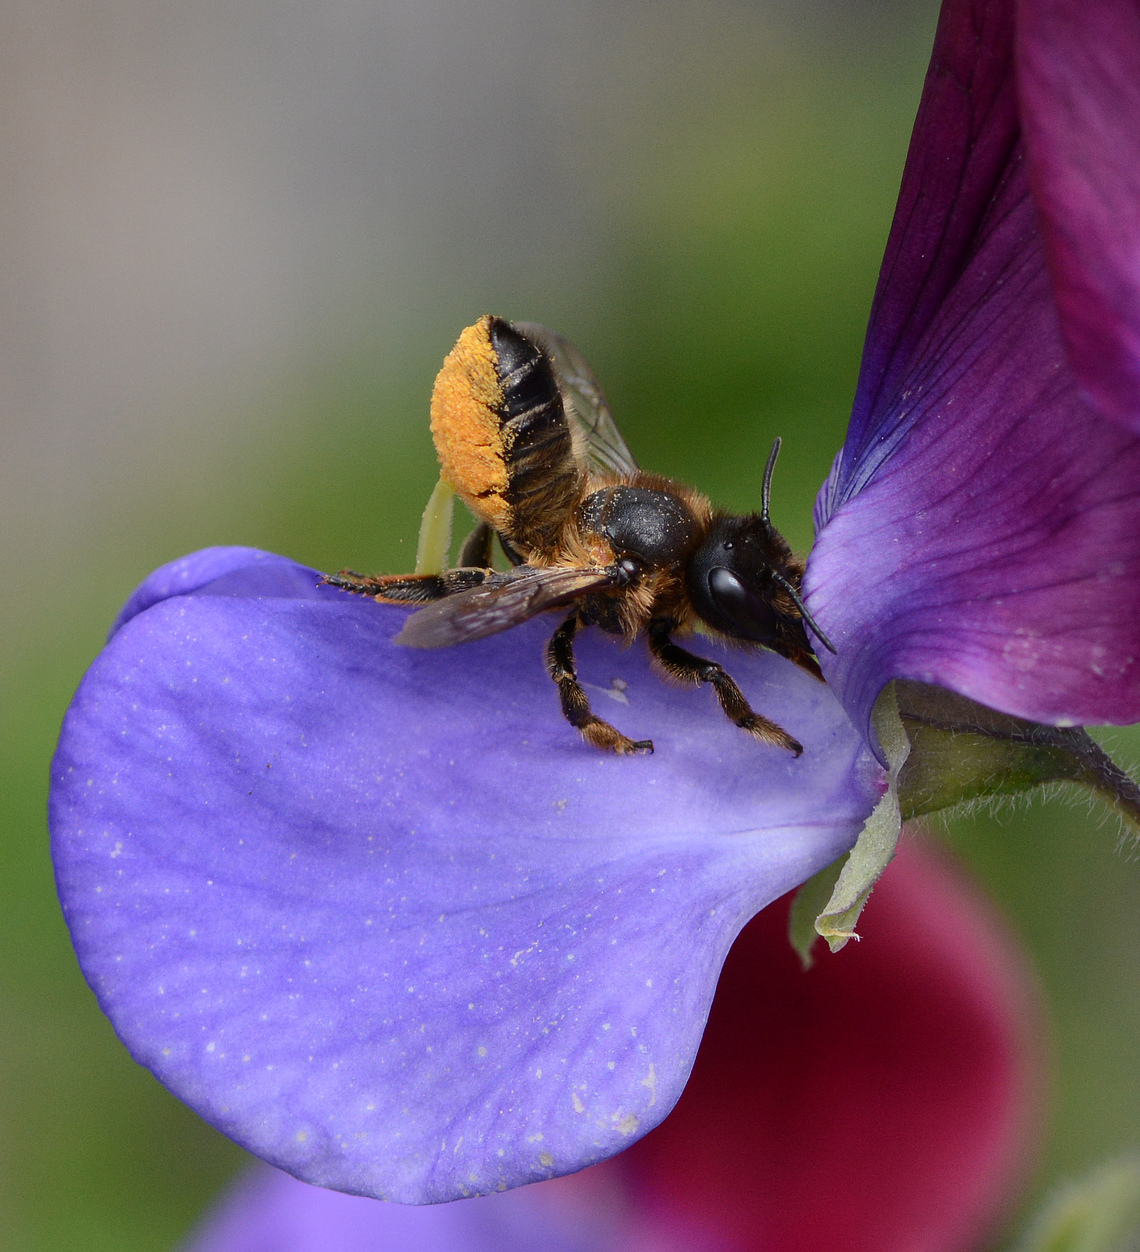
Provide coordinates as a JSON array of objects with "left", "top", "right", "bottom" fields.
[{"left": 707, "top": 566, "right": 779, "bottom": 642}]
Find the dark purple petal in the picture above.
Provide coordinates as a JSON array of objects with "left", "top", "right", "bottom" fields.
[
  {"left": 1019, "top": 0, "right": 1140, "bottom": 431},
  {"left": 51, "top": 556, "right": 881, "bottom": 1202},
  {"left": 808, "top": 271, "right": 1140, "bottom": 737},
  {"left": 807, "top": 0, "right": 1140, "bottom": 740},
  {"left": 181, "top": 1165, "right": 618, "bottom": 1252},
  {"left": 820, "top": 0, "right": 1019, "bottom": 517}
]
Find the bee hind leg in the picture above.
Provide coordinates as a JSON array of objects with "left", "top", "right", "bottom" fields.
[
  {"left": 457, "top": 522, "right": 494, "bottom": 568},
  {"left": 647, "top": 620, "right": 802, "bottom": 756},
  {"left": 322, "top": 568, "right": 490, "bottom": 602},
  {"left": 546, "top": 614, "right": 653, "bottom": 755}
]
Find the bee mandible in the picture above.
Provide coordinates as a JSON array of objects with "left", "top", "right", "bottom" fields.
[{"left": 325, "top": 315, "right": 835, "bottom": 756}]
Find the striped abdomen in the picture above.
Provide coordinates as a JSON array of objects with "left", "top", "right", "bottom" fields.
[{"left": 430, "top": 315, "right": 584, "bottom": 556}]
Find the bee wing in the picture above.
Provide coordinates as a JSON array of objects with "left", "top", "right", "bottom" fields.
[
  {"left": 394, "top": 564, "right": 621, "bottom": 649},
  {"left": 514, "top": 322, "right": 640, "bottom": 478}
]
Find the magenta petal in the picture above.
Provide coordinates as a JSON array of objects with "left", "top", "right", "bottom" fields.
[
  {"left": 51, "top": 554, "right": 881, "bottom": 1202},
  {"left": 1019, "top": 0, "right": 1140, "bottom": 431},
  {"left": 808, "top": 0, "right": 1140, "bottom": 738}
]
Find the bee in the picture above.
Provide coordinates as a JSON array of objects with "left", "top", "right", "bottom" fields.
[{"left": 325, "top": 315, "right": 835, "bottom": 756}]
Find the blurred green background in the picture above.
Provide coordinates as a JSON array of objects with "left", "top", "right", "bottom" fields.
[{"left": 3, "top": 0, "right": 1139, "bottom": 1247}]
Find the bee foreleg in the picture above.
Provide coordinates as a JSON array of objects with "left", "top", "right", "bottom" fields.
[
  {"left": 647, "top": 620, "right": 802, "bottom": 756},
  {"left": 457, "top": 522, "right": 494, "bottom": 569},
  {"left": 322, "top": 568, "right": 491, "bottom": 602},
  {"left": 546, "top": 615, "right": 653, "bottom": 755}
]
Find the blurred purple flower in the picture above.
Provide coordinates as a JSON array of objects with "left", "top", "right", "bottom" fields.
[
  {"left": 806, "top": 0, "right": 1140, "bottom": 742},
  {"left": 179, "top": 845, "right": 1040, "bottom": 1252},
  {"left": 48, "top": 0, "right": 1136, "bottom": 1214},
  {"left": 179, "top": 1162, "right": 615, "bottom": 1252}
]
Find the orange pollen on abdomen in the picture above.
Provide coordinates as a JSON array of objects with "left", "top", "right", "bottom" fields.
[{"left": 429, "top": 315, "right": 512, "bottom": 532}]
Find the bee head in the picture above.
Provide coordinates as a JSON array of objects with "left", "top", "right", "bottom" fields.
[{"left": 686, "top": 514, "right": 799, "bottom": 643}]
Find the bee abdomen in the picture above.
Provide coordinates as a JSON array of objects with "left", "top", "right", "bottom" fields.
[
  {"left": 430, "top": 315, "right": 582, "bottom": 555},
  {"left": 491, "top": 318, "right": 582, "bottom": 550}
]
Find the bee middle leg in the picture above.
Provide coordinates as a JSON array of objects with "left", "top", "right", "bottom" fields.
[
  {"left": 458, "top": 523, "right": 528, "bottom": 569},
  {"left": 322, "top": 567, "right": 491, "bottom": 602},
  {"left": 546, "top": 614, "right": 653, "bottom": 755},
  {"left": 647, "top": 619, "right": 803, "bottom": 756}
]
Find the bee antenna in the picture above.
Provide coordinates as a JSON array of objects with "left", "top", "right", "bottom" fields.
[
  {"left": 760, "top": 437, "right": 782, "bottom": 526},
  {"left": 769, "top": 570, "right": 838, "bottom": 654}
]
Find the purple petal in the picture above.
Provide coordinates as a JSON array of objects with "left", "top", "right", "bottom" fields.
[
  {"left": 51, "top": 554, "right": 881, "bottom": 1203},
  {"left": 807, "top": 0, "right": 1140, "bottom": 739},
  {"left": 1019, "top": 0, "right": 1140, "bottom": 431},
  {"left": 181, "top": 1166, "right": 618, "bottom": 1252}
]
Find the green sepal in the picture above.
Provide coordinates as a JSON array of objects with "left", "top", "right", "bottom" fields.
[
  {"left": 789, "top": 680, "right": 1140, "bottom": 964},
  {"left": 414, "top": 479, "right": 455, "bottom": 576},
  {"left": 788, "top": 857, "right": 844, "bottom": 969},
  {"left": 894, "top": 681, "right": 1140, "bottom": 829},
  {"left": 1010, "top": 1156, "right": 1140, "bottom": 1252},
  {"left": 811, "top": 683, "right": 910, "bottom": 954}
]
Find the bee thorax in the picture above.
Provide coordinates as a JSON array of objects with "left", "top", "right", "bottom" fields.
[{"left": 577, "top": 486, "right": 699, "bottom": 569}]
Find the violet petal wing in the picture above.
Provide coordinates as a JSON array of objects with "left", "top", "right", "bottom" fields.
[
  {"left": 111, "top": 546, "right": 342, "bottom": 638},
  {"left": 808, "top": 0, "right": 1140, "bottom": 739},
  {"left": 51, "top": 556, "right": 881, "bottom": 1203},
  {"left": 1019, "top": 0, "right": 1140, "bottom": 431}
]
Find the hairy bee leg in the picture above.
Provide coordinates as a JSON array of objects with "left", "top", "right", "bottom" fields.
[
  {"left": 546, "top": 615, "right": 653, "bottom": 755},
  {"left": 499, "top": 533, "right": 528, "bottom": 567},
  {"left": 322, "top": 568, "right": 491, "bottom": 603},
  {"left": 647, "top": 621, "right": 803, "bottom": 756},
  {"left": 457, "top": 523, "right": 494, "bottom": 569}
]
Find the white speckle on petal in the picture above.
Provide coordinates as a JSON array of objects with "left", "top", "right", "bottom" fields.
[{"left": 641, "top": 1063, "right": 657, "bottom": 1106}]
